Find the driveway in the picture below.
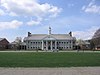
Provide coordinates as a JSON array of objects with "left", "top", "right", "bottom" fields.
[{"left": 0, "top": 67, "right": 100, "bottom": 75}]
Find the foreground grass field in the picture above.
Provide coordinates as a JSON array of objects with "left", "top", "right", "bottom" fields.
[{"left": 0, "top": 52, "right": 100, "bottom": 67}]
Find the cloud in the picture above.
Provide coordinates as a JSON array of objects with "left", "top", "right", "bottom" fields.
[
  {"left": 1, "top": 0, "right": 62, "bottom": 17},
  {"left": 0, "top": 0, "right": 62, "bottom": 26},
  {"left": 67, "top": 4, "right": 74, "bottom": 7},
  {"left": 27, "top": 20, "right": 41, "bottom": 26},
  {"left": 27, "top": 20, "right": 40, "bottom": 26},
  {"left": 82, "top": 0, "right": 100, "bottom": 14},
  {"left": 0, "top": 9, "right": 5, "bottom": 15},
  {"left": 0, "top": 20, "right": 23, "bottom": 30},
  {"left": 27, "top": 17, "right": 42, "bottom": 25},
  {"left": 73, "top": 26, "right": 98, "bottom": 40}
]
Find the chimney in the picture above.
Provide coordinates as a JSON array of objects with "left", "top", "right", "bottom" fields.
[
  {"left": 69, "top": 31, "right": 72, "bottom": 37},
  {"left": 28, "top": 32, "right": 31, "bottom": 37}
]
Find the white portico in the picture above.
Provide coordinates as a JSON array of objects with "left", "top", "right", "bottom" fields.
[
  {"left": 41, "top": 27, "right": 56, "bottom": 50},
  {"left": 41, "top": 35, "right": 57, "bottom": 50},
  {"left": 24, "top": 27, "right": 76, "bottom": 50}
]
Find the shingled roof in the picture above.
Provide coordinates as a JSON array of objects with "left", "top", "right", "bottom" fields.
[{"left": 24, "top": 34, "right": 76, "bottom": 41}]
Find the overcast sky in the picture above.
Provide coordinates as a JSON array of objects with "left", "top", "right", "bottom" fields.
[{"left": 0, "top": 0, "right": 100, "bottom": 42}]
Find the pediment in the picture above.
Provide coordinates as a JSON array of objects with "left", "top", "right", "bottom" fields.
[{"left": 42, "top": 35, "right": 56, "bottom": 40}]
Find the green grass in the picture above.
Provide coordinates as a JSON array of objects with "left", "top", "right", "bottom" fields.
[{"left": 0, "top": 52, "right": 100, "bottom": 67}]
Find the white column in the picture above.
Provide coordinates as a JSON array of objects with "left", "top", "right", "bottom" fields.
[
  {"left": 46, "top": 41, "right": 48, "bottom": 50},
  {"left": 42, "top": 40, "right": 44, "bottom": 50},
  {"left": 51, "top": 41, "right": 52, "bottom": 50},
  {"left": 55, "top": 41, "right": 57, "bottom": 50},
  {"left": 70, "top": 40, "right": 71, "bottom": 49},
  {"left": 24, "top": 45, "right": 25, "bottom": 50},
  {"left": 66, "top": 42, "right": 67, "bottom": 49}
]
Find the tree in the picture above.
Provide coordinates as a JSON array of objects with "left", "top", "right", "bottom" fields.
[
  {"left": 15, "top": 37, "right": 22, "bottom": 50},
  {"left": 91, "top": 28, "right": 100, "bottom": 50},
  {"left": 90, "top": 40, "right": 95, "bottom": 50}
]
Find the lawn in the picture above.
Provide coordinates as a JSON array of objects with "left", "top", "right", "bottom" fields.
[{"left": 0, "top": 52, "right": 100, "bottom": 67}]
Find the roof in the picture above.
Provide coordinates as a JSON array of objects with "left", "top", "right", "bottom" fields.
[
  {"left": 24, "top": 34, "right": 47, "bottom": 40},
  {"left": 51, "top": 34, "right": 75, "bottom": 40},
  {"left": 76, "top": 40, "right": 90, "bottom": 45},
  {"left": 10, "top": 41, "right": 17, "bottom": 45},
  {"left": 10, "top": 41, "right": 26, "bottom": 45},
  {"left": 0, "top": 38, "right": 5, "bottom": 41},
  {"left": 24, "top": 34, "right": 76, "bottom": 41},
  {"left": 20, "top": 42, "right": 26, "bottom": 45}
]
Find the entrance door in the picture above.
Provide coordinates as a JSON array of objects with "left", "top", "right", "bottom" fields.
[
  {"left": 48, "top": 46, "right": 51, "bottom": 50},
  {"left": 48, "top": 41, "right": 51, "bottom": 50}
]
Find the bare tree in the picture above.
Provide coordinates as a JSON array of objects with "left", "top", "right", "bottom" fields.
[
  {"left": 91, "top": 28, "right": 100, "bottom": 50},
  {"left": 15, "top": 37, "right": 22, "bottom": 50}
]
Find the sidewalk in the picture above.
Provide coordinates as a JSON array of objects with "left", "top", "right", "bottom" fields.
[{"left": 0, "top": 67, "right": 100, "bottom": 75}]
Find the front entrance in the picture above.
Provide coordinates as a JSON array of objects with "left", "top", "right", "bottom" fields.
[
  {"left": 48, "top": 46, "right": 51, "bottom": 50},
  {"left": 42, "top": 40, "right": 57, "bottom": 50},
  {"left": 48, "top": 41, "right": 51, "bottom": 50}
]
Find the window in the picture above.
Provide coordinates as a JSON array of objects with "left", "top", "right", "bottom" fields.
[
  {"left": 44, "top": 41, "right": 46, "bottom": 44},
  {"left": 28, "top": 47, "right": 29, "bottom": 49}
]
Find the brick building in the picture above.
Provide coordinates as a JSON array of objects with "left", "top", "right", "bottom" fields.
[{"left": 0, "top": 38, "right": 9, "bottom": 50}]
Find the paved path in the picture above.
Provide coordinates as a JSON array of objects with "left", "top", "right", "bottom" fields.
[{"left": 0, "top": 67, "right": 100, "bottom": 75}]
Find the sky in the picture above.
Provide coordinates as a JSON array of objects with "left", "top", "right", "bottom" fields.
[{"left": 0, "top": 0, "right": 100, "bottom": 42}]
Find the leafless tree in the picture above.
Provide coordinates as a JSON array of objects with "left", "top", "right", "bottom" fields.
[
  {"left": 91, "top": 28, "right": 100, "bottom": 50},
  {"left": 15, "top": 37, "right": 22, "bottom": 50}
]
